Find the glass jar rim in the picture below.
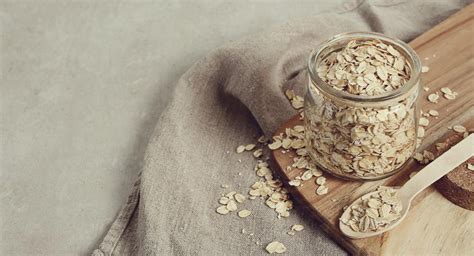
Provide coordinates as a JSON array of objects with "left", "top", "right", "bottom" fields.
[{"left": 307, "top": 32, "right": 421, "bottom": 103}]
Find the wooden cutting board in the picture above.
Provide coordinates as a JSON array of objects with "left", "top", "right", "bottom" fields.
[{"left": 272, "top": 4, "right": 474, "bottom": 256}]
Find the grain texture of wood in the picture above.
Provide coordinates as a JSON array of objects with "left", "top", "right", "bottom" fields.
[{"left": 272, "top": 4, "right": 474, "bottom": 256}]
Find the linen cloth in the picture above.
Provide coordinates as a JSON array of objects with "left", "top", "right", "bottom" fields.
[{"left": 93, "top": 0, "right": 471, "bottom": 255}]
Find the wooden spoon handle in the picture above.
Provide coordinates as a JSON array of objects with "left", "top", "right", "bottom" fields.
[{"left": 399, "top": 133, "right": 474, "bottom": 200}]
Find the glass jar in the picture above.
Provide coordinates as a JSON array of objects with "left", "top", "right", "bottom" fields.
[{"left": 304, "top": 32, "right": 421, "bottom": 181}]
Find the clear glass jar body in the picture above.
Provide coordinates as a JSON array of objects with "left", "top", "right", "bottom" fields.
[{"left": 304, "top": 32, "right": 421, "bottom": 181}]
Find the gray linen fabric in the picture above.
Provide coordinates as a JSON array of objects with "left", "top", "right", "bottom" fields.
[{"left": 93, "top": 0, "right": 470, "bottom": 255}]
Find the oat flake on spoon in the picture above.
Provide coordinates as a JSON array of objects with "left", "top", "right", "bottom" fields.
[{"left": 339, "top": 133, "right": 474, "bottom": 239}]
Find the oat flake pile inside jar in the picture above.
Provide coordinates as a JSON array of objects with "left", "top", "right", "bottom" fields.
[{"left": 304, "top": 32, "right": 421, "bottom": 181}]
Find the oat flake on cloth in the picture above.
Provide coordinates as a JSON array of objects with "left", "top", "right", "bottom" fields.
[{"left": 93, "top": 0, "right": 470, "bottom": 255}]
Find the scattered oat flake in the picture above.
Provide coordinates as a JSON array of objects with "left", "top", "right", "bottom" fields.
[
  {"left": 428, "top": 110, "right": 439, "bottom": 116},
  {"left": 285, "top": 89, "right": 295, "bottom": 100},
  {"left": 226, "top": 191, "right": 236, "bottom": 198},
  {"left": 265, "top": 241, "right": 287, "bottom": 254},
  {"left": 234, "top": 193, "right": 246, "bottom": 203},
  {"left": 428, "top": 93, "right": 439, "bottom": 103},
  {"left": 245, "top": 144, "right": 256, "bottom": 151},
  {"left": 413, "top": 152, "right": 423, "bottom": 162},
  {"left": 221, "top": 184, "right": 229, "bottom": 188},
  {"left": 423, "top": 86, "right": 430, "bottom": 91},
  {"left": 301, "top": 170, "right": 313, "bottom": 181},
  {"left": 288, "top": 180, "right": 301, "bottom": 187},
  {"left": 287, "top": 231, "right": 295, "bottom": 236},
  {"left": 316, "top": 176, "right": 326, "bottom": 185},
  {"left": 258, "top": 135, "right": 267, "bottom": 144},
  {"left": 216, "top": 206, "right": 229, "bottom": 215},
  {"left": 435, "top": 142, "right": 447, "bottom": 151},
  {"left": 291, "top": 224, "right": 304, "bottom": 232},
  {"left": 316, "top": 185, "right": 329, "bottom": 195},
  {"left": 253, "top": 148, "right": 263, "bottom": 158},
  {"left": 219, "top": 197, "right": 230, "bottom": 205},
  {"left": 238, "top": 209, "right": 252, "bottom": 218},
  {"left": 467, "top": 163, "right": 474, "bottom": 171},
  {"left": 417, "top": 127, "right": 425, "bottom": 138},
  {"left": 312, "top": 169, "right": 323, "bottom": 177},
  {"left": 452, "top": 125, "right": 466, "bottom": 133},
  {"left": 268, "top": 140, "right": 282, "bottom": 150},
  {"left": 441, "top": 87, "right": 457, "bottom": 100},
  {"left": 420, "top": 150, "right": 435, "bottom": 164},
  {"left": 226, "top": 200, "right": 238, "bottom": 211},
  {"left": 443, "top": 93, "right": 456, "bottom": 100},
  {"left": 421, "top": 66, "right": 430, "bottom": 73},
  {"left": 440, "top": 87, "right": 452, "bottom": 94},
  {"left": 291, "top": 96, "right": 304, "bottom": 110},
  {"left": 419, "top": 117, "right": 429, "bottom": 127},
  {"left": 236, "top": 145, "right": 246, "bottom": 153}
]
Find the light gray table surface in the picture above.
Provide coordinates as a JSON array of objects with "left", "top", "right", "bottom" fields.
[{"left": 1, "top": 1, "right": 346, "bottom": 255}]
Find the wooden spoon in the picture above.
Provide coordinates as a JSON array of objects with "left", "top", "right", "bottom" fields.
[{"left": 339, "top": 133, "right": 474, "bottom": 239}]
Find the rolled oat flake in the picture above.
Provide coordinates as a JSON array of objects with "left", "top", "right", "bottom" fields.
[
  {"left": 265, "top": 241, "right": 287, "bottom": 254},
  {"left": 452, "top": 125, "right": 466, "bottom": 133}
]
